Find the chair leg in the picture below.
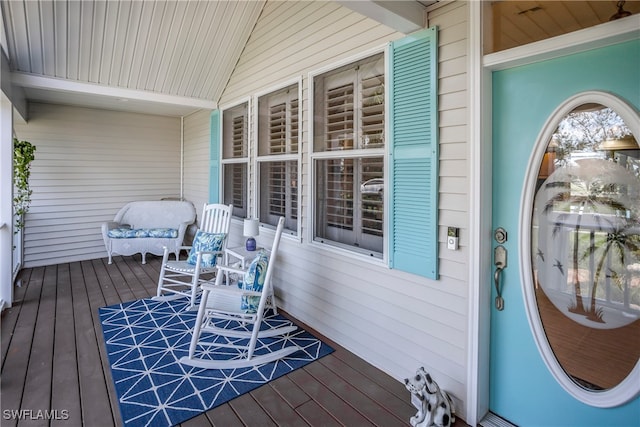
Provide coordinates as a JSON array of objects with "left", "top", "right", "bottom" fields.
[
  {"left": 156, "top": 249, "right": 171, "bottom": 297},
  {"left": 188, "top": 289, "right": 209, "bottom": 359},
  {"left": 188, "top": 254, "right": 203, "bottom": 310},
  {"left": 189, "top": 279, "right": 199, "bottom": 310}
]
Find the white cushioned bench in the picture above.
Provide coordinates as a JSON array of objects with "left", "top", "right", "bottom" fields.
[{"left": 101, "top": 200, "right": 196, "bottom": 264}]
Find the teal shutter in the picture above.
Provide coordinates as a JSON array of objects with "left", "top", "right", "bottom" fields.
[
  {"left": 389, "top": 27, "right": 438, "bottom": 280},
  {"left": 209, "top": 110, "right": 221, "bottom": 203}
]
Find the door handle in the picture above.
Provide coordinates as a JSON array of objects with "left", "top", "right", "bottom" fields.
[{"left": 494, "top": 245, "right": 507, "bottom": 311}]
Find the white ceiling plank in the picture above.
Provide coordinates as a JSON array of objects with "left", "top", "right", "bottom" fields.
[
  {"left": 168, "top": 0, "right": 209, "bottom": 96},
  {"left": 135, "top": 0, "right": 164, "bottom": 91},
  {"left": 108, "top": 0, "right": 130, "bottom": 86},
  {"left": 99, "top": 0, "right": 118, "bottom": 85},
  {"left": 88, "top": 0, "right": 106, "bottom": 84},
  {"left": 26, "top": 1, "right": 44, "bottom": 73},
  {"left": 77, "top": 0, "right": 94, "bottom": 82},
  {"left": 52, "top": 0, "right": 67, "bottom": 78},
  {"left": 151, "top": 0, "right": 185, "bottom": 92},
  {"left": 198, "top": 3, "right": 240, "bottom": 100},
  {"left": 39, "top": 0, "right": 55, "bottom": 76},
  {"left": 144, "top": 0, "right": 177, "bottom": 91},
  {"left": 126, "top": 1, "right": 154, "bottom": 89},
  {"left": 161, "top": 0, "right": 199, "bottom": 95},
  {"left": 178, "top": 0, "right": 217, "bottom": 97},
  {"left": 65, "top": 0, "right": 80, "bottom": 80},
  {"left": 189, "top": 0, "right": 232, "bottom": 99},
  {"left": 6, "top": 1, "right": 29, "bottom": 72},
  {"left": 118, "top": 0, "right": 144, "bottom": 87}
]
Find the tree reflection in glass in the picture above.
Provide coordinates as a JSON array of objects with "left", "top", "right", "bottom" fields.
[{"left": 531, "top": 103, "right": 640, "bottom": 391}]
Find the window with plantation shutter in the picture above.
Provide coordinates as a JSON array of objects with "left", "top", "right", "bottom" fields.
[
  {"left": 257, "top": 83, "right": 300, "bottom": 233},
  {"left": 362, "top": 72, "right": 385, "bottom": 149},
  {"left": 312, "top": 53, "right": 385, "bottom": 256},
  {"left": 269, "top": 102, "right": 286, "bottom": 154},
  {"left": 326, "top": 83, "right": 354, "bottom": 151},
  {"left": 232, "top": 116, "right": 246, "bottom": 157},
  {"left": 389, "top": 27, "right": 439, "bottom": 279},
  {"left": 221, "top": 101, "right": 249, "bottom": 218}
]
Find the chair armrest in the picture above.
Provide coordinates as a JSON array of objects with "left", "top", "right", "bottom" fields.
[
  {"left": 214, "top": 264, "right": 247, "bottom": 276},
  {"left": 102, "top": 222, "right": 131, "bottom": 241},
  {"left": 201, "top": 283, "right": 260, "bottom": 297},
  {"left": 103, "top": 221, "right": 130, "bottom": 230},
  {"left": 197, "top": 249, "right": 224, "bottom": 256}
]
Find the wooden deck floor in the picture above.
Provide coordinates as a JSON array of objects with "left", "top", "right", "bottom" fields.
[{"left": 0, "top": 255, "right": 468, "bottom": 427}]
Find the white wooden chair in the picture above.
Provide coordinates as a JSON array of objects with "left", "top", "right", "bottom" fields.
[
  {"left": 180, "top": 217, "right": 300, "bottom": 369},
  {"left": 155, "top": 203, "right": 232, "bottom": 310}
]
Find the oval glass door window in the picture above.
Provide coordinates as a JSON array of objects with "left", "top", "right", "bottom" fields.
[{"left": 527, "top": 93, "right": 640, "bottom": 403}]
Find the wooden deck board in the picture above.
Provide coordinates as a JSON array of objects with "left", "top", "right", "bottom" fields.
[
  {"left": 0, "top": 268, "right": 31, "bottom": 364},
  {"left": 1, "top": 256, "right": 456, "bottom": 427},
  {"left": 51, "top": 263, "right": 82, "bottom": 427},
  {"left": 70, "top": 261, "right": 116, "bottom": 427},
  {"left": 1, "top": 267, "right": 45, "bottom": 427}
]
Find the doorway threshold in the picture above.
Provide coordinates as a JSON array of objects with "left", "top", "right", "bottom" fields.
[{"left": 479, "top": 412, "right": 518, "bottom": 427}]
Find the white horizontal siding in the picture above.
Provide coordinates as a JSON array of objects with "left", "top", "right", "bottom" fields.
[
  {"left": 182, "top": 109, "right": 212, "bottom": 222},
  {"left": 14, "top": 103, "right": 181, "bottom": 267},
  {"left": 211, "top": 0, "right": 471, "bottom": 414}
]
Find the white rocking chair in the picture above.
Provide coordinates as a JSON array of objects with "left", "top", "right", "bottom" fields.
[
  {"left": 180, "top": 217, "right": 300, "bottom": 369},
  {"left": 155, "top": 203, "right": 232, "bottom": 310}
]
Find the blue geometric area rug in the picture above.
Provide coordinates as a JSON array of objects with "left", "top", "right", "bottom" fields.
[{"left": 99, "top": 297, "right": 334, "bottom": 427}]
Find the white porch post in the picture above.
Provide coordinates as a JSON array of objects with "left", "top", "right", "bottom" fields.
[
  {"left": 0, "top": 92, "right": 13, "bottom": 309},
  {"left": 467, "top": 0, "right": 492, "bottom": 425}
]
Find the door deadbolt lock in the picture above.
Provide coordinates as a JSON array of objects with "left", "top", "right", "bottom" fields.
[{"left": 494, "top": 227, "right": 507, "bottom": 244}]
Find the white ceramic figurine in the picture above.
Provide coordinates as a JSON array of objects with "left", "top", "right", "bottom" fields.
[{"left": 404, "top": 366, "right": 456, "bottom": 427}]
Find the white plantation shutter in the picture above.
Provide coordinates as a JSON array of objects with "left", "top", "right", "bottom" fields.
[
  {"left": 258, "top": 84, "right": 300, "bottom": 232},
  {"left": 361, "top": 72, "right": 385, "bottom": 148},
  {"left": 269, "top": 102, "right": 286, "bottom": 154},
  {"left": 361, "top": 157, "right": 383, "bottom": 237},
  {"left": 291, "top": 98, "right": 299, "bottom": 153},
  {"left": 232, "top": 116, "right": 246, "bottom": 157},
  {"left": 222, "top": 102, "right": 249, "bottom": 218},
  {"left": 230, "top": 164, "right": 245, "bottom": 208},
  {"left": 266, "top": 161, "right": 297, "bottom": 221},
  {"left": 326, "top": 158, "right": 354, "bottom": 231},
  {"left": 326, "top": 83, "right": 355, "bottom": 151}
]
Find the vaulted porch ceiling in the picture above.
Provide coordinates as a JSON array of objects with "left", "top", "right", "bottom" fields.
[
  {"left": 0, "top": 0, "right": 436, "bottom": 118},
  {"left": 1, "top": 0, "right": 267, "bottom": 117}
]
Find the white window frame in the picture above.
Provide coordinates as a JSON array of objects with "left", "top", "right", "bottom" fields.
[
  {"left": 253, "top": 77, "right": 303, "bottom": 238},
  {"left": 308, "top": 47, "right": 389, "bottom": 261},
  {"left": 220, "top": 98, "right": 251, "bottom": 219}
]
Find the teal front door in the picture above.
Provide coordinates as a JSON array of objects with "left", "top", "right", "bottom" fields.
[{"left": 490, "top": 39, "right": 640, "bottom": 426}]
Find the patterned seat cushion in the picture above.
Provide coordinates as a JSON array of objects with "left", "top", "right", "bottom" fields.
[
  {"left": 187, "top": 231, "right": 226, "bottom": 268},
  {"left": 238, "top": 250, "right": 269, "bottom": 313},
  {"left": 107, "top": 228, "right": 178, "bottom": 238},
  {"left": 147, "top": 228, "right": 179, "bottom": 238}
]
